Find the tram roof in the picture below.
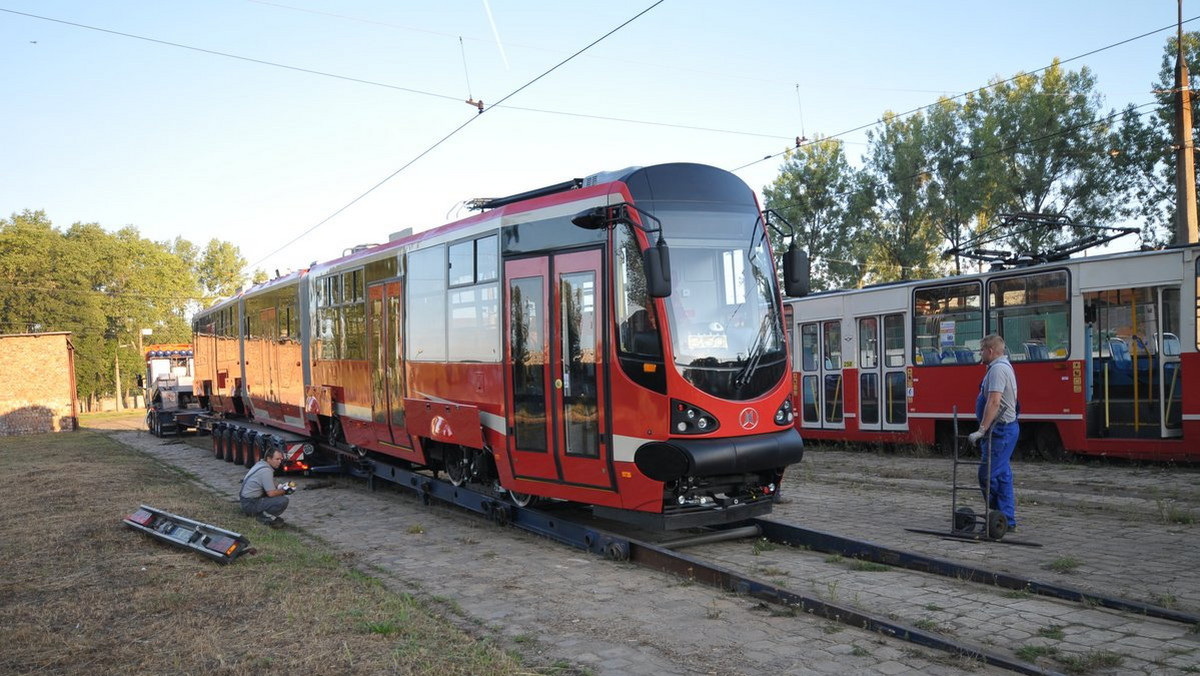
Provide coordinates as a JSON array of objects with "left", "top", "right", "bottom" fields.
[{"left": 787, "top": 241, "right": 1200, "bottom": 303}]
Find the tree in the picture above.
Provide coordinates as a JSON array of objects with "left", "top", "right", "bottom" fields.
[
  {"left": 762, "top": 138, "right": 870, "bottom": 291},
  {"left": 197, "top": 239, "right": 248, "bottom": 303},
  {"left": 924, "top": 97, "right": 985, "bottom": 275},
  {"left": 965, "top": 60, "right": 1122, "bottom": 255},
  {"left": 0, "top": 212, "right": 205, "bottom": 409},
  {"left": 861, "top": 111, "right": 945, "bottom": 283}
]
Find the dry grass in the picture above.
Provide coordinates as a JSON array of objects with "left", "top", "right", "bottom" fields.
[{"left": 0, "top": 430, "right": 538, "bottom": 675}]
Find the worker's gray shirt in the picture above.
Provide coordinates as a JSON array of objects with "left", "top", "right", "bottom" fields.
[
  {"left": 240, "top": 460, "right": 274, "bottom": 500},
  {"left": 983, "top": 355, "right": 1018, "bottom": 424}
]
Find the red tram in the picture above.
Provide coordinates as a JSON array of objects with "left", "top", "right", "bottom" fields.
[
  {"left": 193, "top": 163, "right": 809, "bottom": 528},
  {"left": 786, "top": 245, "right": 1200, "bottom": 461}
]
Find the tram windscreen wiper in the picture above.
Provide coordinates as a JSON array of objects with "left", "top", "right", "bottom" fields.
[{"left": 734, "top": 312, "right": 771, "bottom": 392}]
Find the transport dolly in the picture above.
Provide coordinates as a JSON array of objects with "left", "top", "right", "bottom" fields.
[
  {"left": 123, "top": 505, "right": 253, "bottom": 563},
  {"left": 907, "top": 408, "right": 1041, "bottom": 547}
]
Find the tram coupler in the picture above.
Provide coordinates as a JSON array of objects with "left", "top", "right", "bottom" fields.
[{"left": 123, "top": 505, "right": 253, "bottom": 564}]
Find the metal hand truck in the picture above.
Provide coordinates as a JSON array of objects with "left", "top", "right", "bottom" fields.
[{"left": 949, "top": 406, "right": 1008, "bottom": 540}]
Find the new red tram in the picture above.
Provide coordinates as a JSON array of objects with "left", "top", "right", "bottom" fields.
[
  {"left": 786, "top": 245, "right": 1200, "bottom": 461},
  {"left": 193, "top": 163, "right": 808, "bottom": 528}
]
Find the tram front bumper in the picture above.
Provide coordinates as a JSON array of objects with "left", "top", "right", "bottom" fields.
[{"left": 633, "top": 427, "right": 804, "bottom": 483}]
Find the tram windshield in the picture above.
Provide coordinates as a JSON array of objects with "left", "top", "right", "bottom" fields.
[{"left": 635, "top": 201, "right": 786, "bottom": 400}]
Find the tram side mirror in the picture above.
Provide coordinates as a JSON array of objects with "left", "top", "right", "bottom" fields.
[
  {"left": 571, "top": 207, "right": 608, "bottom": 230},
  {"left": 643, "top": 241, "right": 672, "bottom": 298},
  {"left": 783, "top": 245, "right": 810, "bottom": 298}
]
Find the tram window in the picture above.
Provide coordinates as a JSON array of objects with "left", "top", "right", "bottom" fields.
[
  {"left": 822, "top": 320, "right": 841, "bottom": 370},
  {"left": 883, "top": 313, "right": 905, "bottom": 367},
  {"left": 987, "top": 270, "right": 1068, "bottom": 361},
  {"left": 800, "top": 323, "right": 818, "bottom": 372},
  {"left": 448, "top": 240, "right": 474, "bottom": 286},
  {"left": 614, "top": 225, "right": 662, "bottom": 358},
  {"left": 448, "top": 284, "right": 500, "bottom": 362},
  {"left": 407, "top": 246, "right": 448, "bottom": 361},
  {"left": 477, "top": 235, "right": 498, "bottom": 283},
  {"left": 913, "top": 282, "right": 982, "bottom": 365},
  {"left": 858, "top": 317, "right": 878, "bottom": 369}
]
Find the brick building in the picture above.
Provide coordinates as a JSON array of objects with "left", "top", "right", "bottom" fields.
[{"left": 0, "top": 332, "right": 78, "bottom": 436}]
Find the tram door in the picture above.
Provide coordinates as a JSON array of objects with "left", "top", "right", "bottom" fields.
[
  {"left": 855, "top": 313, "right": 908, "bottom": 432},
  {"left": 798, "top": 319, "right": 845, "bottom": 429},
  {"left": 504, "top": 250, "right": 610, "bottom": 489},
  {"left": 367, "top": 280, "right": 409, "bottom": 447},
  {"left": 1085, "top": 285, "right": 1183, "bottom": 439}
]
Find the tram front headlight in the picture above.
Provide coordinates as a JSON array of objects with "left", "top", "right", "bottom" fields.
[
  {"left": 774, "top": 399, "right": 794, "bottom": 425},
  {"left": 670, "top": 399, "right": 720, "bottom": 435}
]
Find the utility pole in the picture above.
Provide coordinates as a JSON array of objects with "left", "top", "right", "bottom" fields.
[
  {"left": 1175, "top": 0, "right": 1199, "bottom": 244},
  {"left": 114, "top": 351, "right": 123, "bottom": 412}
]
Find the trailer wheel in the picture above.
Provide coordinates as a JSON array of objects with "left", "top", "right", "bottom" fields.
[
  {"left": 243, "top": 432, "right": 259, "bottom": 467},
  {"left": 146, "top": 411, "right": 156, "bottom": 436},
  {"left": 222, "top": 428, "right": 236, "bottom": 462},
  {"left": 234, "top": 429, "right": 248, "bottom": 465},
  {"left": 212, "top": 424, "right": 224, "bottom": 458},
  {"left": 987, "top": 511, "right": 1008, "bottom": 540}
]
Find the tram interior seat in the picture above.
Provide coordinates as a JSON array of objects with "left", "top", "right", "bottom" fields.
[
  {"left": 1109, "top": 338, "right": 1131, "bottom": 369},
  {"left": 954, "top": 348, "right": 975, "bottom": 364},
  {"left": 920, "top": 348, "right": 941, "bottom": 365},
  {"left": 1023, "top": 341, "right": 1048, "bottom": 361},
  {"left": 622, "top": 310, "right": 660, "bottom": 355}
]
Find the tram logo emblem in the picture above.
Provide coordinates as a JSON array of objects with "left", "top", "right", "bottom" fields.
[{"left": 739, "top": 407, "right": 759, "bottom": 430}]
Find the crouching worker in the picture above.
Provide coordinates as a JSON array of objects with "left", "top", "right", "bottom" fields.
[{"left": 240, "top": 447, "right": 291, "bottom": 527}]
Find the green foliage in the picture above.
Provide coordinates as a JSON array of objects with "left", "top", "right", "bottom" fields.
[
  {"left": 861, "top": 111, "right": 946, "bottom": 283},
  {"left": 0, "top": 211, "right": 247, "bottom": 406},
  {"left": 763, "top": 137, "right": 871, "bottom": 290},
  {"left": 769, "top": 57, "right": 1156, "bottom": 286},
  {"left": 966, "top": 60, "right": 1122, "bottom": 254}
]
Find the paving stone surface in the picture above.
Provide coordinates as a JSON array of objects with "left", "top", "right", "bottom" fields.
[{"left": 94, "top": 416, "right": 1198, "bottom": 675}]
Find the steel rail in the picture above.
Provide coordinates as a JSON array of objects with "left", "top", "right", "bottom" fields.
[{"left": 751, "top": 519, "right": 1200, "bottom": 625}]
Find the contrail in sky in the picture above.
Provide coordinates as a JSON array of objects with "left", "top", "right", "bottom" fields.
[{"left": 481, "top": 0, "right": 509, "bottom": 70}]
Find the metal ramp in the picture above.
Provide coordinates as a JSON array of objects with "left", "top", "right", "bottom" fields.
[{"left": 124, "top": 505, "right": 253, "bottom": 564}]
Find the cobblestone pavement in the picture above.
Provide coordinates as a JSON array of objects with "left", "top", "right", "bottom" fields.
[{"left": 92, "top": 417, "right": 1198, "bottom": 675}]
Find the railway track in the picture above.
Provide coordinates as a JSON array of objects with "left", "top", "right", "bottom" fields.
[{"left": 304, "top": 449, "right": 1197, "bottom": 675}]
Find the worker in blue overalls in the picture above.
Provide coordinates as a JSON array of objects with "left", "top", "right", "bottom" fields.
[{"left": 967, "top": 334, "right": 1019, "bottom": 530}]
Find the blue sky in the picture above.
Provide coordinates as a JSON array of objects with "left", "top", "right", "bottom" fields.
[{"left": 1, "top": 1, "right": 1189, "bottom": 277}]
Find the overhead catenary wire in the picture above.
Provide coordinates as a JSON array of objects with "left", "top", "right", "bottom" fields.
[
  {"left": 0, "top": 6, "right": 787, "bottom": 142},
  {"left": 248, "top": 0, "right": 665, "bottom": 269},
  {"left": 731, "top": 15, "right": 1200, "bottom": 173}
]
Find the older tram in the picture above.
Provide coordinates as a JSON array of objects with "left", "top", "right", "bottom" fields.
[
  {"left": 193, "top": 163, "right": 808, "bottom": 528},
  {"left": 786, "top": 245, "right": 1200, "bottom": 461}
]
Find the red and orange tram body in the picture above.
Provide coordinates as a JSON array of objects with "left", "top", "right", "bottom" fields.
[
  {"left": 785, "top": 245, "right": 1200, "bottom": 461},
  {"left": 193, "top": 163, "right": 806, "bottom": 528}
]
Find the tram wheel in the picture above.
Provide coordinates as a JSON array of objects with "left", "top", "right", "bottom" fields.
[
  {"left": 508, "top": 490, "right": 540, "bottom": 508},
  {"left": 1033, "top": 424, "right": 1066, "bottom": 462},
  {"left": 444, "top": 446, "right": 470, "bottom": 487},
  {"left": 953, "top": 507, "right": 975, "bottom": 532},
  {"left": 987, "top": 511, "right": 1008, "bottom": 540}
]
